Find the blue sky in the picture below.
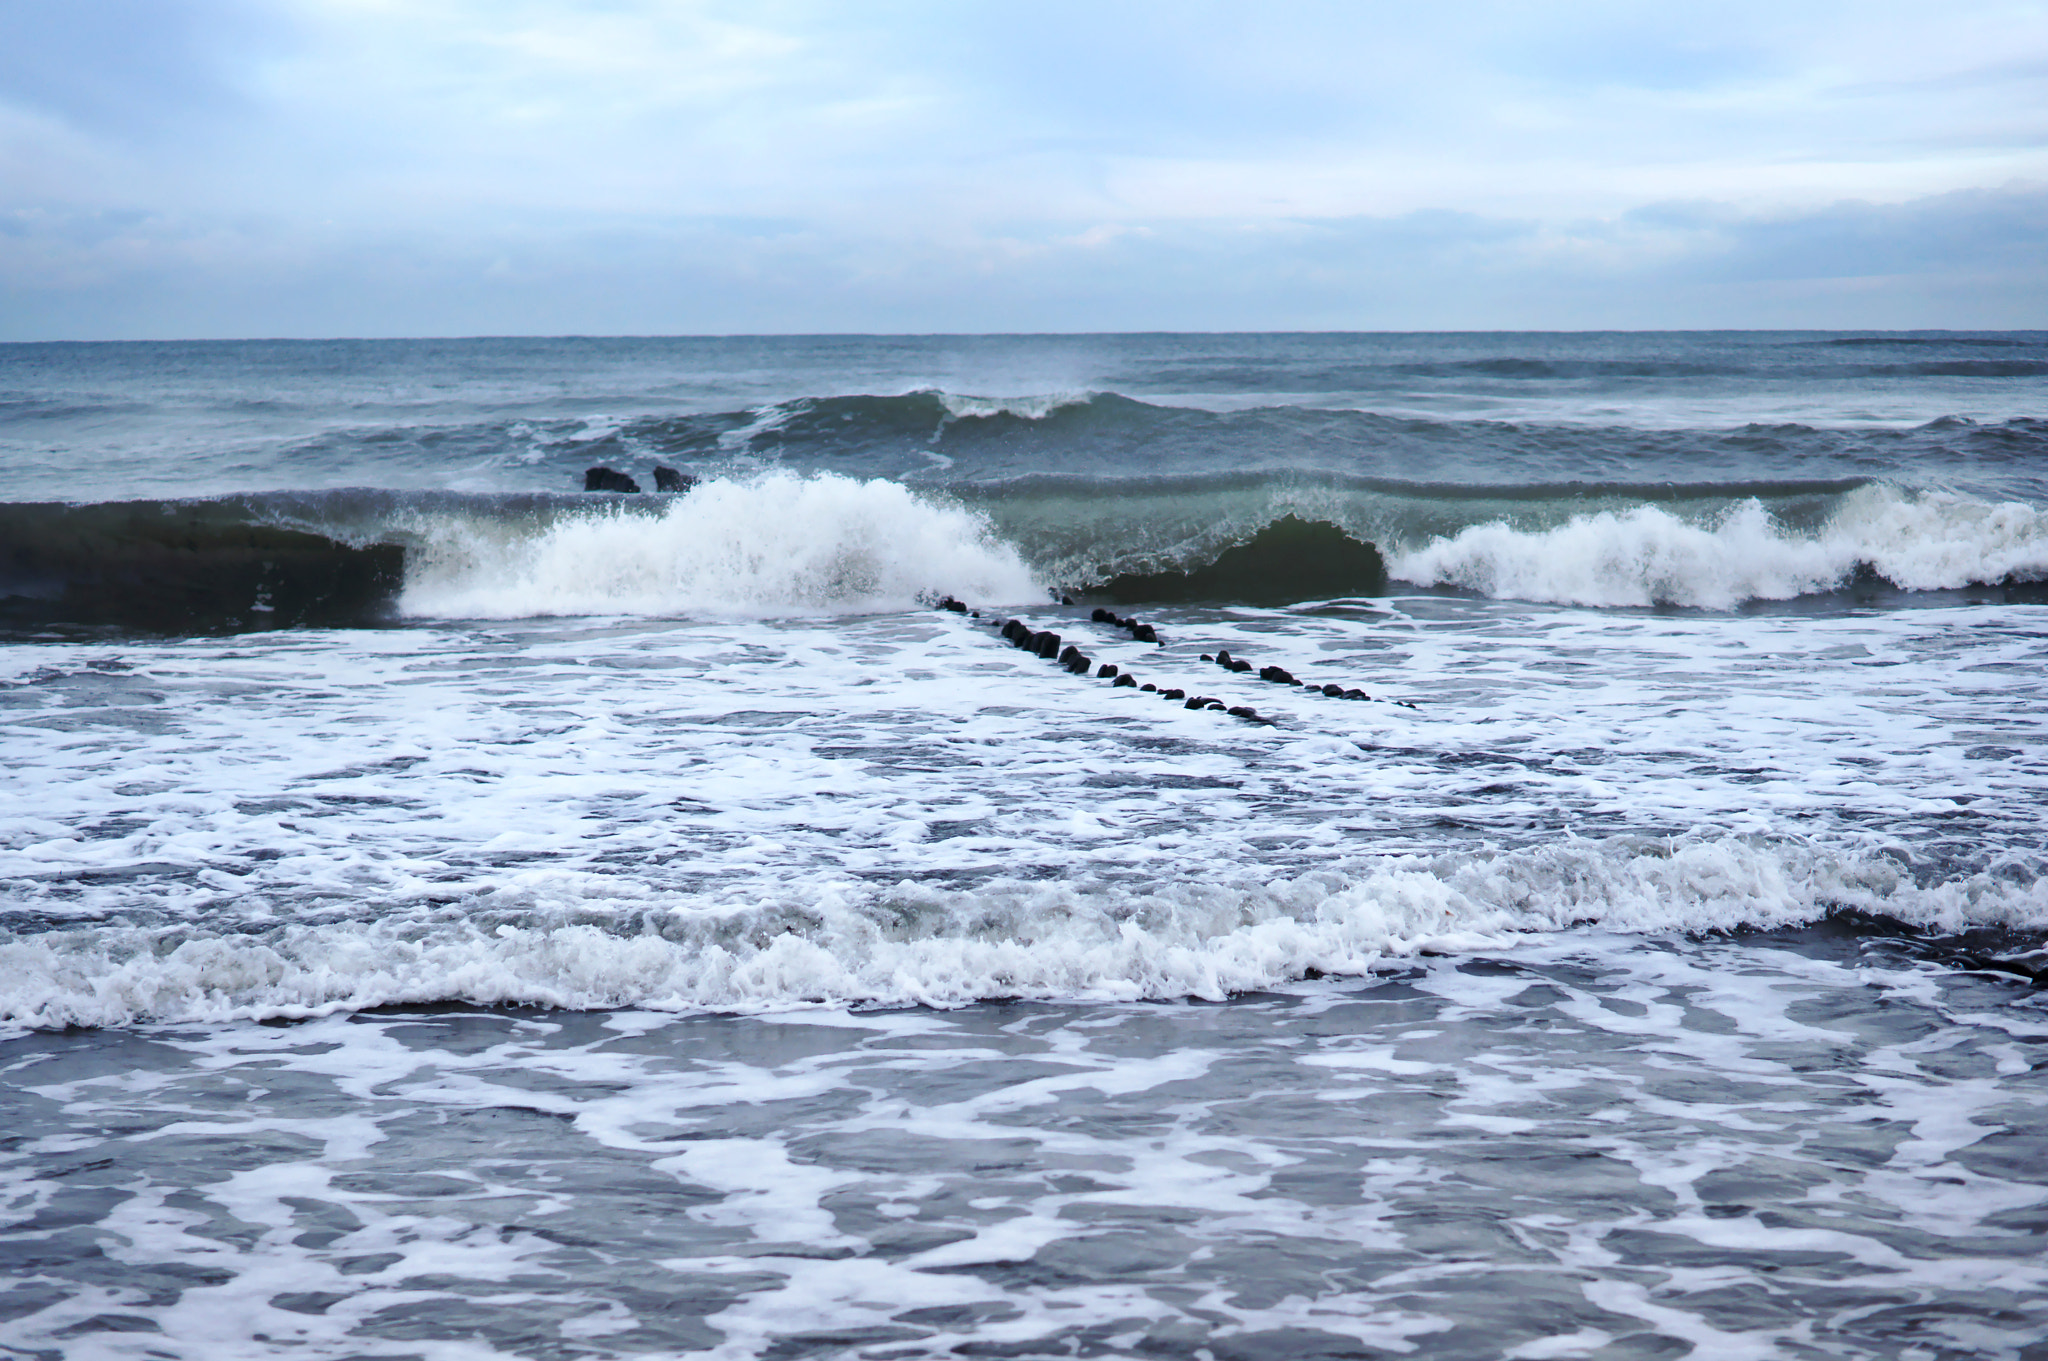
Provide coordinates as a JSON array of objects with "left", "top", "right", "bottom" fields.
[{"left": 2, "top": 0, "right": 2044, "bottom": 337}]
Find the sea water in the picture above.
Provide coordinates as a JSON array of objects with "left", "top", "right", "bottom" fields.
[{"left": 2, "top": 332, "right": 2046, "bottom": 1359}]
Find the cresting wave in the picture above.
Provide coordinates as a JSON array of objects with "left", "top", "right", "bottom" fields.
[{"left": 5, "top": 836, "right": 2045, "bottom": 1029}]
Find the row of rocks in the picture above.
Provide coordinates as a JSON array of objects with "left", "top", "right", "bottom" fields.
[
  {"left": 1201, "top": 647, "right": 1416, "bottom": 709},
  {"left": 584, "top": 466, "right": 699, "bottom": 494},
  {"left": 1089, "top": 607, "right": 1160, "bottom": 644},
  {"left": 934, "top": 594, "right": 1414, "bottom": 720},
  {"left": 992, "top": 613, "right": 1269, "bottom": 723}
]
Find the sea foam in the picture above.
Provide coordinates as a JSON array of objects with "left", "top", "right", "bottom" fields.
[
  {"left": 6, "top": 836, "right": 2042, "bottom": 1030},
  {"left": 398, "top": 471, "right": 1041, "bottom": 618}
]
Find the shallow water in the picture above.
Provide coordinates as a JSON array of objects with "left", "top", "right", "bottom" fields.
[{"left": 5, "top": 931, "right": 2045, "bottom": 1361}]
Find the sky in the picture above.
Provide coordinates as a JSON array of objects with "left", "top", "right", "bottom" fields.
[{"left": 1, "top": 0, "right": 2045, "bottom": 338}]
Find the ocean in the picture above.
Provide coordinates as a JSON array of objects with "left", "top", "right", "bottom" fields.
[{"left": 2, "top": 331, "right": 2046, "bottom": 1359}]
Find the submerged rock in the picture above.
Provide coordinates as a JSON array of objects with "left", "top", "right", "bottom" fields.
[
  {"left": 652, "top": 466, "right": 697, "bottom": 493},
  {"left": 584, "top": 467, "right": 641, "bottom": 493}
]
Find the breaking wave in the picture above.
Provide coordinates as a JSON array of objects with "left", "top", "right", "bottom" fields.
[
  {"left": 1387, "top": 484, "right": 2048, "bottom": 609},
  {"left": 5, "top": 474, "right": 2045, "bottom": 632},
  {"left": 397, "top": 471, "right": 1041, "bottom": 619}
]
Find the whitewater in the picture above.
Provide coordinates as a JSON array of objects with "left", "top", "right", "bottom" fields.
[{"left": 2, "top": 331, "right": 2046, "bottom": 1360}]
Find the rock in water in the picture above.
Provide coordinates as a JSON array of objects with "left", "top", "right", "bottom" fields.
[
  {"left": 652, "top": 466, "right": 697, "bottom": 493},
  {"left": 584, "top": 467, "right": 641, "bottom": 493}
]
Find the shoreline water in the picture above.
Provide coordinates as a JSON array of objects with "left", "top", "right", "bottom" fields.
[{"left": 3, "top": 332, "right": 2045, "bottom": 1357}]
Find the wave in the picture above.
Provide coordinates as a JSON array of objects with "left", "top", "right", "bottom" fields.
[
  {"left": 4, "top": 835, "right": 2042, "bottom": 1029},
  {"left": 5, "top": 474, "right": 2046, "bottom": 631}
]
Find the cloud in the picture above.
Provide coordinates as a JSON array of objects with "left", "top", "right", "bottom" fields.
[{"left": 0, "top": 1, "right": 2043, "bottom": 335}]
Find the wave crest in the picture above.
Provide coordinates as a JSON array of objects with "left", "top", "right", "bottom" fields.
[
  {"left": 398, "top": 472, "right": 1042, "bottom": 619},
  {"left": 1389, "top": 484, "right": 2048, "bottom": 608}
]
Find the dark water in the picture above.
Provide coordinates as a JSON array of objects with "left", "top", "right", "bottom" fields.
[{"left": 2, "top": 333, "right": 2046, "bottom": 1358}]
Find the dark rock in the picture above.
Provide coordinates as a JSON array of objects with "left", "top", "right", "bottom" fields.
[
  {"left": 1033, "top": 631, "right": 1061, "bottom": 659},
  {"left": 1096, "top": 664, "right": 1119, "bottom": 679},
  {"left": 1161, "top": 688, "right": 1185, "bottom": 700},
  {"left": 1259, "top": 665, "right": 1298, "bottom": 685},
  {"left": 1184, "top": 696, "right": 1210, "bottom": 709},
  {"left": 1060, "top": 595, "right": 1074, "bottom": 606},
  {"left": 1215, "top": 649, "right": 1234, "bottom": 667},
  {"left": 652, "top": 466, "right": 697, "bottom": 493},
  {"left": 1201, "top": 654, "right": 1214, "bottom": 663},
  {"left": 1343, "top": 688, "right": 1369, "bottom": 701},
  {"left": 1322, "top": 684, "right": 1345, "bottom": 698},
  {"left": 1131, "top": 624, "right": 1158, "bottom": 643},
  {"left": 1091, "top": 607, "right": 1115, "bottom": 623},
  {"left": 1113, "top": 674, "right": 1137, "bottom": 687},
  {"left": 1227, "top": 706, "right": 1260, "bottom": 721},
  {"left": 584, "top": 466, "right": 641, "bottom": 493},
  {"left": 1060, "top": 646, "right": 1091, "bottom": 674},
  {"left": 1227, "top": 659, "right": 1252, "bottom": 673},
  {"left": 935, "top": 596, "right": 968, "bottom": 613},
  {"left": 1000, "top": 619, "right": 1030, "bottom": 643},
  {"left": 1140, "top": 683, "right": 1157, "bottom": 692}
]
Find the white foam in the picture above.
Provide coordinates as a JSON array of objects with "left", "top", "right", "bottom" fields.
[
  {"left": 397, "top": 471, "right": 1042, "bottom": 618},
  {"left": 5, "top": 837, "right": 2043, "bottom": 1029},
  {"left": 1389, "top": 485, "right": 2048, "bottom": 608}
]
